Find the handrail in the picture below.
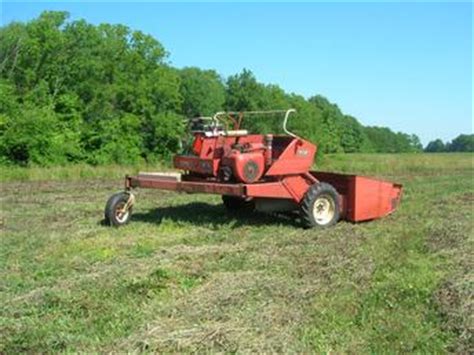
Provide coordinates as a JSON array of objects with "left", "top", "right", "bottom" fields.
[
  {"left": 211, "top": 109, "right": 299, "bottom": 138},
  {"left": 282, "top": 109, "right": 298, "bottom": 138}
]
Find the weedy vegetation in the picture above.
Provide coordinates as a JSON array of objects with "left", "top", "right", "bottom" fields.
[{"left": 1, "top": 153, "right": 473, "bottom": 352}]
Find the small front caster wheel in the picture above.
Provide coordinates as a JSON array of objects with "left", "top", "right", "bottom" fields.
[{"left": 104, "top": 192, "right": 134, "bottom": 227}]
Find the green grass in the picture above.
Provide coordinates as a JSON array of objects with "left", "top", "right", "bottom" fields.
[
  {"left": 1, "top": 153, "right": 472, "bottom": 352},
  {"left": 0, "top": 162, "right": 169, "bottom": 183}
]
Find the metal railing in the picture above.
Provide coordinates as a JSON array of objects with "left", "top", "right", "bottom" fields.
[{"left": 210, "top": 109, "right": 299, "bottom": 138}]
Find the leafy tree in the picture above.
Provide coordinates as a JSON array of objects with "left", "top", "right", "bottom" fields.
[
  {"left": 425, "top": 139, "right": 446, "bottom": 153},
  {"left": 225, "top": 69, "right": 290, "bottom": 134},
  {"left": 306, "top": 95, "right": 373, "bottom": 153},
  {"left": 1, "top": 104, "right": 76, "bottom": 165},
  {"left": 425, "top": 135, "right": 473, "bottom": 153},
  {"left": 141, "top": 111, "right": 184, "bottom": 161},
  {"left": 226, "top": 69, "right": 267, "bottom": 111},
  {"left": 448, "top": 134, "right": 474, "bottom": 152},
  {"left": 0, "top": 11, "right": 183, "bottom": 165},
  {"left": 408, "top": 134, "right": 423, "bottom": 152},
  {"left": 179, "top": 67, "right": 225, "bottom": 117},
  {"left": 364, "top": 126, "right": 422, "bottom": 153},
  {"left": 340, "top": 115, "right": 371, "bottom": 153}
]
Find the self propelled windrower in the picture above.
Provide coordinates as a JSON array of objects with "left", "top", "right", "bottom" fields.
[{"left": 105, "top": 109, "right": 402, "bottom": 228}]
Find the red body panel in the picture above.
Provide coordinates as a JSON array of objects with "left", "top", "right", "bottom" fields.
[
  {"left": 245, "top": 181, "right": 293, "bottom": 199},
  {"left": 246, "top": 174, "right": 314, "bottom": 200},
  {"left": 265, "top": 139, "right": 316, "bottom": 176},
  {"left": 193, "top": 134, "right": 265, "bottom": 159},
  {"left": 128, "top": 175, "right": 245, "bottom": 196},
  {"left": 173, "top": 155, "right": 220, "bottom": 176}
]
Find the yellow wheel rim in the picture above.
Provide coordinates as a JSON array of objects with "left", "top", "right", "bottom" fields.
[{"left": 312, "top": 194, "right": 336, "bottom": 225}]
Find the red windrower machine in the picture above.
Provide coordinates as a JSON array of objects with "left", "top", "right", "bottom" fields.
[{"left": 105, "top": 109, "right": 402, "bottom": 228}]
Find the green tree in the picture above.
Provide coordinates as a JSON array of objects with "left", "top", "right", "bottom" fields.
[
  {"left": 226, "top": 69, "right": 267, "bottom": 111},
  {"left": 425, "top": 139, "right": 446, "bottom": 153},
  {"left": 448, "top": 134, "right": 474, "bottom": 152},
  {"left": 0, "top": 11, "right": 184, "bottom": 165},
  {"left": 340, "top": 115, "right": 371, "bottom": 153},
  {"left": 179, "top": 67, "right": 225, "bottom": 117}
]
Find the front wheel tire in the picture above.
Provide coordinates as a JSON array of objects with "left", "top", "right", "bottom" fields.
[
  {"left": 300, "top": 183, "right": 340, "bottom": 228},
  {"left": 104, "top": 192, "right": 134, "bottom": 227}
]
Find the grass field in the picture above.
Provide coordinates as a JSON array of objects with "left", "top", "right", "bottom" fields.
[{"left": 1, "top": 153, "right": 473, "bottom": 353}]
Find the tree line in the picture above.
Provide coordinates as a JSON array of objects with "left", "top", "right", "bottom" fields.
[
  {"left": 425, "top": 135, "right": 473, "bottom": 153},
  {"left": 0, "top": 11, "right": 433, "bottom": 166}
]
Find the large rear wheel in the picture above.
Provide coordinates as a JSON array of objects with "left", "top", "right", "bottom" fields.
[{"left": 300, "top": 183, "right": 340, "bottom": 228}]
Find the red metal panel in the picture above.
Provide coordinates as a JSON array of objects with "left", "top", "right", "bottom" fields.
[
  {"left": 311, "top": 172, "right": 353, "bottom": 196},
  {"left": 129, "top": 176, "right": 177, "bottom": 190},
  {"left": 130, "top": 173, "right": 306, "bottom": 201},
  {"left": 192, "top": 134, "right": 204, "bottom": 155},
  {"left": 281, "top": 175, "right": 312, "bottom": 202},
  {"left": 352, "top": 176, "right": 402, "bottom": 221},
  {"left": 179, "top": 181, "right": 244, "bottom": 195},
  {"left": 246, "top": 181, "right": 293, "bottom": 199},
  {"left": 225, "top": 134, "right": 264, "bottom": 145},
  {"left": 173, "top": 155, "right": 219, "bottom": 176},
  {"left": 265, "top": 139, "right": 316, "bottom": 176},
  {"left": 129, "top": 176, "right": 244, "bottom": 196},
  {"left": 130, "top": 170, "right": 312, "bottom": 202},
  {"left": 243, "top": 175, "right": 312, "bottom": 201},
  {"left": 199, "top": 138, "right": 218, "bottom": 159},
  {"left": 191, "top": 134, "right": 265, "bottom": 159}
]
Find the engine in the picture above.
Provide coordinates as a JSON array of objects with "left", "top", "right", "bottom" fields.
[
  {"left": 220, "top": 139, "right": 272, "bottom": 183},
  {"left": 221, "top": 149, "right": 264, "bottom": 183},
  {"left": 175, "top": 115, "right": 274, "bottom": 183}
]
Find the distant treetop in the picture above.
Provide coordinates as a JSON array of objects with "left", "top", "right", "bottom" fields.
[{"left": 425, "top": 134, "right": 474, "bottom": 153}]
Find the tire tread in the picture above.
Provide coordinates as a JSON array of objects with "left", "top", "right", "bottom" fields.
[
  {"left": 300, "top": 182, "right": 340, "bottom": 228},
  {"left": 104, "top": 192, "right": 132, "bottom": 227}
]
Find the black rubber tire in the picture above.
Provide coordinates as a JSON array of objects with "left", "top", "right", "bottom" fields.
[
  {"left": 222, "top": 195, "right": 255, "bottom": 212},
  {"left": 104, "top": 192, "right": 133, "bottom": 227},
  {"left": 300, "top": 182, "right": 340, "bottom": 228}
]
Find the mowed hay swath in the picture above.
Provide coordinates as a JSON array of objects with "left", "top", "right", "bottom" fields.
[{"left": 1, "top": 153, "right": 472, "bottom": 352}]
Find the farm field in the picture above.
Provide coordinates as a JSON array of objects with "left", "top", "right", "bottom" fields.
[{"left": 1, "top": 153, "right": 472, "bottom": 352}]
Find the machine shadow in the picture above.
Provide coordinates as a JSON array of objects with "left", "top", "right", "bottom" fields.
[{"left": 132, "top": 202, "right": 302, "bottom": 228}]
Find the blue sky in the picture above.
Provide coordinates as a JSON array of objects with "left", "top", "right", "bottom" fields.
[{"left": 1, "top": 1, "right": 472, "bottom": 145}]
